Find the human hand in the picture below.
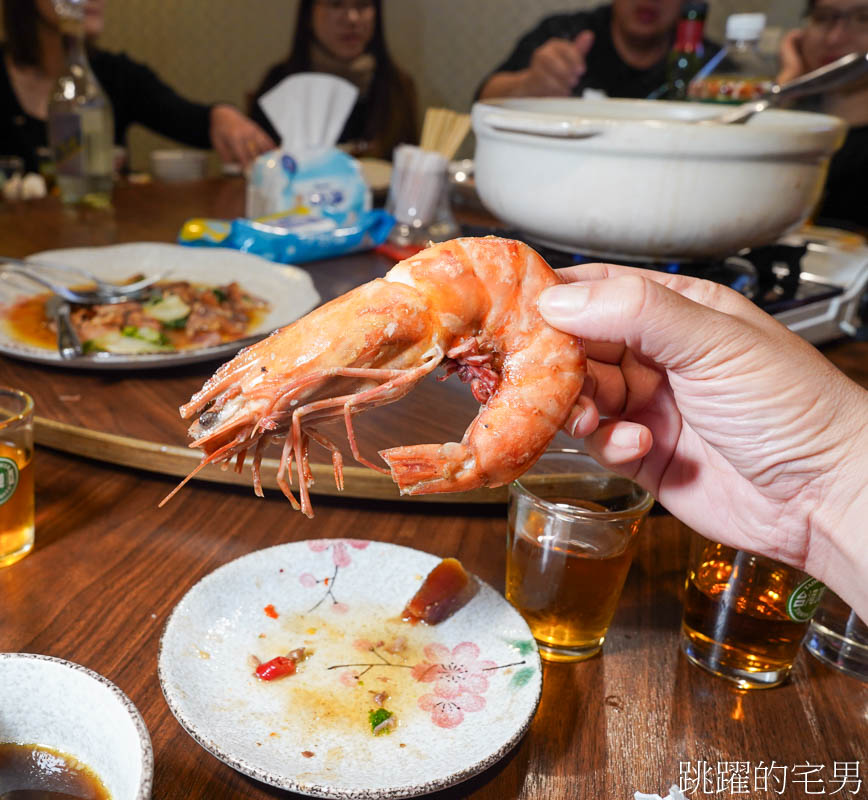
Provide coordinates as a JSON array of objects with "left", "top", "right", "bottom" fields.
[
  {"left": 777, "top": 29, "right": 807, "bottom": 84},
  {"left": 538, "top": 264, "right": 868, "bottom": 612},
  {"left": 520, "top": 31, "right": 595, "bottom": 96},
  {"left": 209, "top": 105, "right": 275, "bottom": 168}
]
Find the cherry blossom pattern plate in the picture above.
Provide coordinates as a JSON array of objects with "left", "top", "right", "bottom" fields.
[{"left": 158, "top": 539, "right": 542, "bottom": 799}]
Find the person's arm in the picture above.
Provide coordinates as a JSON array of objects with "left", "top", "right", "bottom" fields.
[
  {"left": 478, "top": 32, "right": 594, "bottom": 99},
  {"left": 101, "top": 51, "right": 273, "bottom": 165},
  {"left": 538, "top": 264, "right": 868, "bottom": 619},
  {"left": 476, "top": 13, "right": 595, "bottom": 100}
]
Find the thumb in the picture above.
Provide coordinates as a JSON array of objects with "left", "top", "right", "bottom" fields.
[
  {"left": 574, "top": 30, "right": 595, "bottom": 59},
  {"left": 538, "top": 275, "right": 749, "bottom": 375},
  {"left": 574, "top": 30, "right": 594, "bottom": 55}
]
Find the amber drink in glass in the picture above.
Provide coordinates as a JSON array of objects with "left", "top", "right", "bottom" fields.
[
  {"left": 506, "top": 450, "right": 654, "bottom": 662},
  {"left": 0, "top": 388, "right": 34, "bottom": 568},
  {"left": 682, "top": 535, "right": 825, "bottom": 688}
]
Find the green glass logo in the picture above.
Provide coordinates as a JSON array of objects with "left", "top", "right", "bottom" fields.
[
  {"left": 787, "top": 577, "right": 825, "bottom": 622},
  {"left": 0, "top": 457, "right": 19, "bottom": 505}
]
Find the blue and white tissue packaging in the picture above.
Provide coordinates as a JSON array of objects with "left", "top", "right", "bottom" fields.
[{"left": 245, "top": 147, "right": 371, "bottom": 226}]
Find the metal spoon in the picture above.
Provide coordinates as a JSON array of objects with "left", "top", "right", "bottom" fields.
[
  {"left": 706, "top": 51, "right": 868, "bottom": 125},
  {"left": 0, "top": 264, "right": 154, "bottom": 305},
  {"left": 0, "top": 256, "right": 164, "bottom": 298}
]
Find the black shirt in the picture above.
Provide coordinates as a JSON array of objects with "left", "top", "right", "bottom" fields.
[
  {"left": 815, "top": 125, "right": 868, "bottom": 232},
  {"left": 0, "top": 43, "right": 213, "bottom": 173},
  {"left": 481, "top": 5, "right": 720, "bottom": 100}
]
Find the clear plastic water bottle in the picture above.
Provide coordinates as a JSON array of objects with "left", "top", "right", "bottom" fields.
[
  {"left": 47, "top": 6, "right": 114, "bottom": 207},
  {"left": 688, "top": 13, "right": 775, "bottom": 104}
]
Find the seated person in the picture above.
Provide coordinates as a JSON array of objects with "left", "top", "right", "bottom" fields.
[
  {"left": 779, "top": 0, "right": 868, "bottom": 231},
  {"left": 0, "top": 0, "right": 274, "bottom": 173},
  {"left": 477, "top": 0, "right": 720, "bottom": 100},
  {"left": 249, "top": 0, "right": 417, "bottom": 160}
]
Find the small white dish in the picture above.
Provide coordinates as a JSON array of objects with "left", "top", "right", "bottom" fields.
[
  {"left": 150, "top": 149, "right": 209, "bottom": 182},
  {"left": 0, "top": 652, "right": 154, "bottom": 799},
  {"left": 159, "top": 540, "right": 542, "bottom": 798}
]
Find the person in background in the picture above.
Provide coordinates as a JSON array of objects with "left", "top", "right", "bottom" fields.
[
  {"left": 778, "top": 0, "right": 868, "bottom": 231},
  {"left": 477, "top": 0, "right": 720, "bottom": 100},
  {"left": 538, "top": 264, "right": 868, "bottom": 622},
  {"left": 250, "top": 0, "right": 417, "bottom": 160},
  {"left": 0, "top": 0, "right": 274, "bottom": 173}
]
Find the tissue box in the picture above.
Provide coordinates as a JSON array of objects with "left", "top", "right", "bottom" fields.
[{"left": 246, "top": 147, "right": 371, "bottom": 224}]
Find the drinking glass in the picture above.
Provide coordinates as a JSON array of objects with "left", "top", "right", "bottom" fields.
[
  {"left": 804, "top": 591, "right": 868, "bottom": 682},
  {"left": 0, "top": 388, "right": 35, "bottom": 568},
  {"left": 681, "top": 535, "right": 825, "bottom": 688},
  {"left": 506, "top": 449, "right": 654, "bottom": 663}
]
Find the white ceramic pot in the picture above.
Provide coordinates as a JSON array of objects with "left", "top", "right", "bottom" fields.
[
  {"left": 0, "top": 652, "right": 154, "bottom": 799},
  {"left": 472, "top": 98, "right": 847, "bottom": 259}
]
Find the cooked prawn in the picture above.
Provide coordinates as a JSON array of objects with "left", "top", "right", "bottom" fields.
[{"left": 162, "top": 237, "right": 586, "bottom": 517}]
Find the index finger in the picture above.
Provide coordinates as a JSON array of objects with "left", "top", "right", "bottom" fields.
[{"left": 553, "top": 262, "right": 763, "bottom": 322}]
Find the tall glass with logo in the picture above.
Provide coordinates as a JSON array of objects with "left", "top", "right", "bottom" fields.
[
  {"left": 681, "top": 534, "right": 825, "bottom": 688},
  {"left": 0, "top": 389, "right": 35, "bottom": 567}
]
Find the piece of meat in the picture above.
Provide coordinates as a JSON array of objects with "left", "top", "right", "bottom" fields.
[{"left": 402, "top": 557, "right": 474, "bottom": 625}]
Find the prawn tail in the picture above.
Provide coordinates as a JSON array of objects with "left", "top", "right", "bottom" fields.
[{"left": 379, "top": 442, "right": 484, "bottom": 495}]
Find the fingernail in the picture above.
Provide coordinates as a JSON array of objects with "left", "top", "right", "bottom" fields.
[
  {"left": 539, "top": 285, "right": 590, "bottom": 318},
  {"left": 610, "top": 425, "right": 641, "bottom": 450},
  {"left": 567, "top": 405, "right": 585, "bottom": 438}
]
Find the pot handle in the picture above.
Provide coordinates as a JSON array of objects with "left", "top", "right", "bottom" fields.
[{"left": 480, "top": 112, "right": 602, "bottom": 140}]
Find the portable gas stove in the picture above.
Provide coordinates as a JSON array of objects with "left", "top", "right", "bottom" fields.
[{"left": 461, "top": 224, "right": 868, "bottom": 346}]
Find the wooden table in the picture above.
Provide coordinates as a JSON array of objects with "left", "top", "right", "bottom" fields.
[{"left": 1, "top": 182, "right": 867, "bottom": 800}]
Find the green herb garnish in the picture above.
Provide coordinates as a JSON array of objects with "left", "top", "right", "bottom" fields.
[
  {"left": 213, "top": 288, "right": 228, "bottom": 303},
  {"left": 368, "top": 708, "right": 394, "bottom": 735}
]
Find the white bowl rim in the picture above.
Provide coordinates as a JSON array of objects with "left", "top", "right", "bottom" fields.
[
  {"left": 0, "top": 652, "right": 154, "bottom": 800},
  {"left": 473, "top": 96, "right": 845, "bottom": 131}
]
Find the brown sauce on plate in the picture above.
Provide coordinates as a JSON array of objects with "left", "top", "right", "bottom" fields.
[{"left": 0, "top": 743, "right": 110, "bottom": 799}]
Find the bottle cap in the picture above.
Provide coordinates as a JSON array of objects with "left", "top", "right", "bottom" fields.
[{"left": 726, "top": 13, "right": 766, "bottom": 41}]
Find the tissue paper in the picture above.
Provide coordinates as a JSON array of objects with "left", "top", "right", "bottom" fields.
[{"left": 246, "top": 72, "right": 370, "bottom": 222}]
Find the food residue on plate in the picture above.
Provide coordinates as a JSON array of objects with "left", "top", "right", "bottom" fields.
[
  {"left": 252, "top": 647, "right": 309, "bottom": 681},
  {"left": 402, "top": 557, "right": 475, "bottom": 625},
  {"left": 248, "top": 609, "right": 437, "bottom": 740},
  {"left": 368, "top": 707, "right": 396, "bottom": 735},
  {"left": 4, "top": 279, "right": 269, "bottom": 354}
]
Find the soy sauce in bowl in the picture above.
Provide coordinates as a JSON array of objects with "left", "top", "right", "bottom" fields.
[{"left": 0, "top": 743, "right": 110, "bottom": 799}]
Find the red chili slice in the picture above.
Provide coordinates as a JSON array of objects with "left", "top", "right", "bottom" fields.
[{"left": 255, "top": 656, "right": 297, "bottom": 681}]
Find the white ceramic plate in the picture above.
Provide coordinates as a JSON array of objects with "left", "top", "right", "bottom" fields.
[
  {"left": 158, "top": 540, "right": 542, "bottom": 798},
  {"left": 0, "top": 243, "right": 320, "bottom": 370}
]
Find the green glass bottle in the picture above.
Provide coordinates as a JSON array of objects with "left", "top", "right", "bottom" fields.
[{"left": 665, "top": 2, "right": 708, "bottom": 101}]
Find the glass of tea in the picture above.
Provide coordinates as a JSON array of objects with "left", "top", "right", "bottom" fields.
[
  {"left": 506, "top": 449, "right": 654, "bottom": 663},
  {"left": 0, "top": 387, "right": 34, "bottom": 568},
  {"left": 681, "top": 534, "right": 825, "bottom": 689}
]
